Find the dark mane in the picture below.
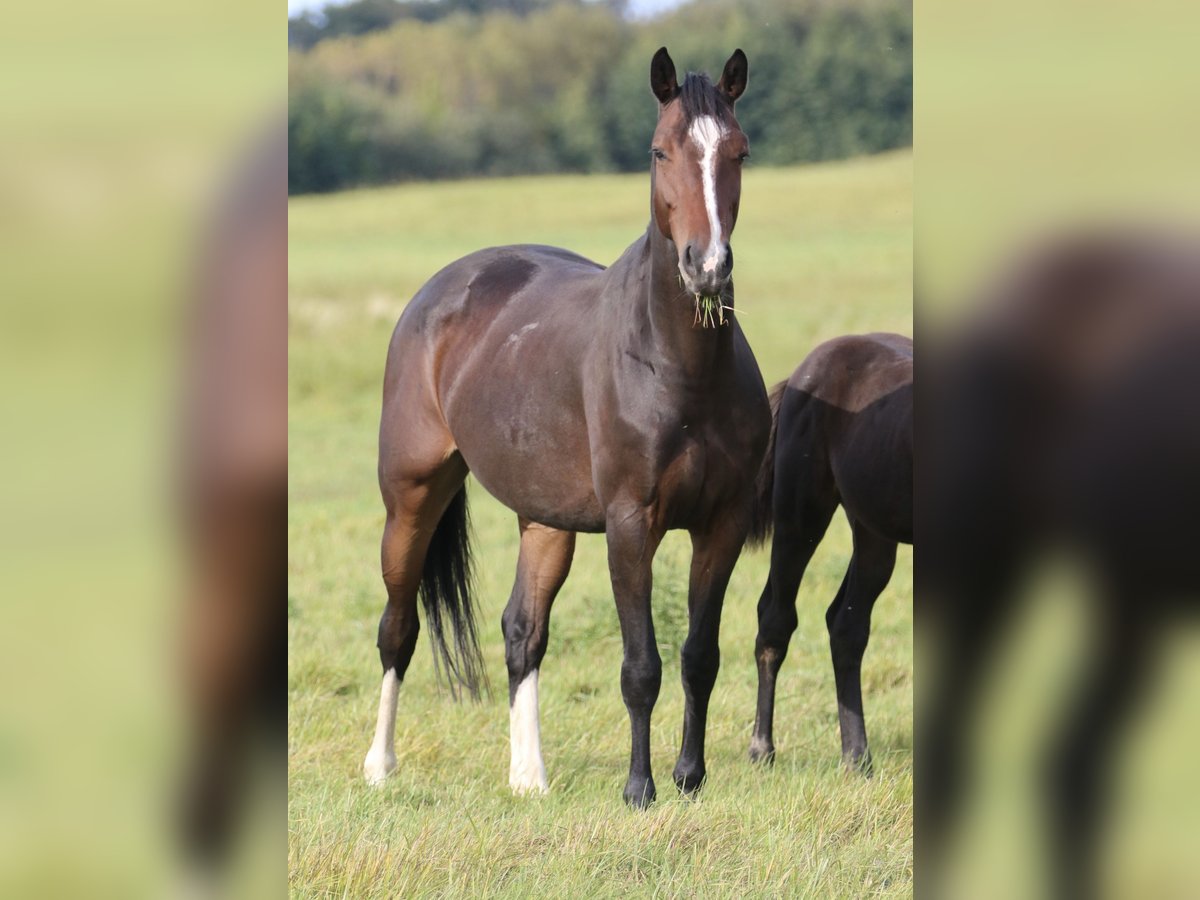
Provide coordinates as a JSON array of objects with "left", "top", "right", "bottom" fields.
[{"left": 677, "top": 72, "right": 731, "bottom": 123}]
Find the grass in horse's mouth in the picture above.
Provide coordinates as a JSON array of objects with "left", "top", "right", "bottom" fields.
[
  {"left": 694, "top": 293, "right": 725, "bottom": 328},
  {"left": 679, "top": 275, "right": 732, "bottom": 328}
]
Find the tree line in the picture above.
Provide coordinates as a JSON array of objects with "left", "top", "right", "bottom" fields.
[
  {"left": 289, "top": 0, "right": 911, "bottom": 194},
  {"left": 288, "top": 0, "right": 627, "bottom": 49}
]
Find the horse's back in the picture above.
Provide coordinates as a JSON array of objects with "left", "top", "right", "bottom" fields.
[
  {"left": 383, "top": 243, "right": 606, "bottom": 399},
  {"left": 790, "top": 333, "right": 912, "bottom": 401},
  {"left": 783, "top": 333, "right": 913, "bottom": 543},
  {"left": 392, "top": 244, "right": 604, "bottom": 340}
]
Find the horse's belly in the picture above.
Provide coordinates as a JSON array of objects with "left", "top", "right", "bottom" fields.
[
  {"left": 466, "top": 447, "right": 605, "bottom": 533},
  {"left": 449, "top": 403, "right": 605, "bottom": 533}
]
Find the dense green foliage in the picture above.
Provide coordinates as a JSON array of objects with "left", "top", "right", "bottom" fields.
[
  {"left": 288, "top": 0, "right": 613, "bottom": 51},
  {"left": 288, "top": 0, "right": 911, "bottom": 193}
]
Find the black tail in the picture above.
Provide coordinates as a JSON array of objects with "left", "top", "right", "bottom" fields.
[
  {"left": 420, "top": 487, "right": 488, "bottom": 700},
  {"left": 747, "top": 380, "right": 787, "bottom": 548}
]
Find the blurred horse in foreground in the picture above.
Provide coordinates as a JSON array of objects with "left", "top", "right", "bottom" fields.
[{"left": 921, "top": 230, "right": 1200, "bottom": 899}]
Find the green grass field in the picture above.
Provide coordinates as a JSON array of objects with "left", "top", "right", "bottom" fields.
[{"left": 289, "top": 150, "right": 913, "bottom": 898}]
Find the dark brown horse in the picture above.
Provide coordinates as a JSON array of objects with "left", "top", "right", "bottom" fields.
[
  {"left": 746, "top": 333, "right": 913, "bottom": 772},
  {"left": 362, "top": 48, "right": 769, "bottom": 807}
]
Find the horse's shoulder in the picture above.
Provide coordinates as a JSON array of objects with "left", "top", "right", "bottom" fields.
[
  {"left": 420, "top": 244, "right": 604, "bottom": 286},
  {"left": 400, "top": 244, "right": 604, "bottom": 330}
]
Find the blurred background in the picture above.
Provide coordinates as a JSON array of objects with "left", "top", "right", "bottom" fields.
[{"left": 287, "top": 0, "right": 911, "bottom": 191}]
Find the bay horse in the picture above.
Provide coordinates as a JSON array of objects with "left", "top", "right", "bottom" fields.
[
  {"left": 362, "top": 47, "right": 769, "bottom": 807},
  {"left": 746, "top": 333, "right": 913, "bottom": 772}
]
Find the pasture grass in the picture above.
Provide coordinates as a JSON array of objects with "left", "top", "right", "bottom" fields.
[{"left": 289, "top": 150, "right": 913, "bottom": 898}]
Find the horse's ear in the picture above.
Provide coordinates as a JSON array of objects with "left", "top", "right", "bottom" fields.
[
  {"left": 650, "top": 46, "right": 678, "bottom": 106},
  {"left": 717, "top": 49, "right": 748, "bottom": 104}
]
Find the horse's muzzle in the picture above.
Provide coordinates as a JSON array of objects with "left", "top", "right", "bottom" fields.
[{"left": 680, "top": 241, "right": 733, "bottom": 296}]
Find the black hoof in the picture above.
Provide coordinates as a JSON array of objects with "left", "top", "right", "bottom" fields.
[
  {"left": 623, "top": 776, "right": 656, "bottom": 809},
  {"left": 748, "top": 738, "right": 776, "bottom": 765},
  {"left": 673, "top": 765, "right": 706, "bottom": 796}
]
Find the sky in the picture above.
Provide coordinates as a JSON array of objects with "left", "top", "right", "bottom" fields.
[{"left": 287, "top": 0, "right": 685, "bottom": 19}]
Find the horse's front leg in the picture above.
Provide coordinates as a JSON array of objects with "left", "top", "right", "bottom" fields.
[
  {"left": 606, "top": 504, "right": 663, "bottom": 809},
  {"left": 673, "top": 514, "right": 746, "bottom": 795}
]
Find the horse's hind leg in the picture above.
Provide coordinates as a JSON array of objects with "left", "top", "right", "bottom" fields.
[
  {"left": 750, "top": 471, "right": 838, "bottom": 763},
  {"left": 363, "top": 458, "right": 467, "bottom": 785},
  {"left": 826, "top": 520, "right": 897, "bottom": 773},
  {"left": 502, "top": 518, "right": 576, "bottom": 794}
]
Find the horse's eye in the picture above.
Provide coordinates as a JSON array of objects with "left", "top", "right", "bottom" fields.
[
  {"left": 651, "top": 148, "right": 667, "bottom": 161},
  {"left": 736, "top": 151, "right": 750, "bottom": 164}
]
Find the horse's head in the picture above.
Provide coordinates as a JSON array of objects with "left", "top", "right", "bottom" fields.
[{"left": 648, "top": 47, "right": 749, "bottom": 301}]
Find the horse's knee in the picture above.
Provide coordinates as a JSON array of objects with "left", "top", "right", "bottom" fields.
[
  {"left": 828, "top": 610, "right": 867, "bottom": 648},
  {"left": 680, "top": 640, "right": 719, "bottom": 696},
  {"left": 620, "top": 648, "right": 662, "bottom": 709},
  {"left": 828, "top": 618, "right": 869, "bottom": 668},
  {"left": 756, "top": 594, "right": 798, "bottom": 659}
]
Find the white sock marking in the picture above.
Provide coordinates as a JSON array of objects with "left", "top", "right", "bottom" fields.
[
  {"left": 509, "top": 669, "right": 548, "bottom": 794},
  {"left": 363, "top": 668, "right": 399, "bottom": 785},
  {"left": 688, "top": 115, "right": 728, "bottom": 273}
]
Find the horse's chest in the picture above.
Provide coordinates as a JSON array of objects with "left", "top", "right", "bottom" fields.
[
  {"left": 657, "top": 431, "right": 728, "bottom": 526},
  {"left": 664, "top": 436, "right": 706, "bottom": 492}
]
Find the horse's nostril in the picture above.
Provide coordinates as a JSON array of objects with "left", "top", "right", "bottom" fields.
[
  {"left": 684, "top": 244, "right": 694, "bottom": 268},
  {"left": 723, "top": 246, "right": 734, "bottom": 275}
]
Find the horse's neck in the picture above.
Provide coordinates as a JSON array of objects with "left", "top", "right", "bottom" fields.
[{"left": 606, "top": 226, "right": 729, "bottom": 386}]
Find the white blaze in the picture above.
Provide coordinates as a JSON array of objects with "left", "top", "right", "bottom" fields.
[
  {"left": 509, "top": 669, "right": 548, "bottom": 794},
  {"left": 363, "top": 668, "right": 399, "bottom": 785},
  {"left": 688, "top": 115, "right": 728, "bottom": 273}
]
